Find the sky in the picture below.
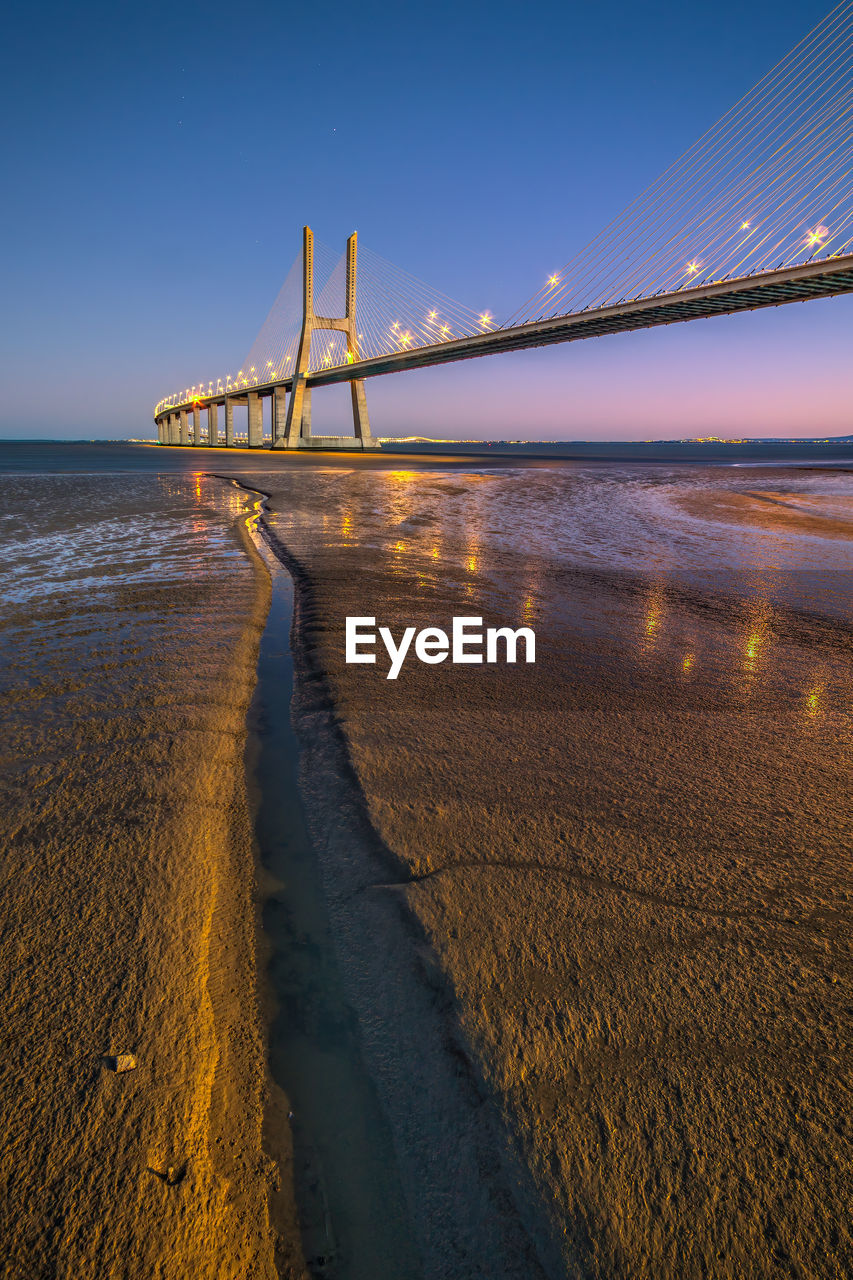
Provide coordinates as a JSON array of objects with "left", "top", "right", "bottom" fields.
[{"left": 1, "top": 0, "right": 850, "bottom": 441}]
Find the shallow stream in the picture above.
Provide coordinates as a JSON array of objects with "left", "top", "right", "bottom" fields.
[{"left": 244, "top": 499, "right": 422, "bottom": 1280}]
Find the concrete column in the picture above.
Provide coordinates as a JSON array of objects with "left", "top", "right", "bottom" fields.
[
  {"left": 350, "top": 379, "right": 373, "bottom": 444},
  {"left": 272, "top": 386, "right": 288, "bottom": 447},
  {"left": 283, "top": 226, "right": 316, "bottom": 447},
  {"left": 284, "top": 378, "right": 307, "bottom": 446},
  {"left": 247, "top": 391, "right": 262, "bottom": 447},
  {"left": 192, "top": 405, "right": 202, "bottom": 446},
  {"left": 179, "top": 409, "right": 189, "bottom": 445},
  {"left": 225, "top": 398, "right": 234, "bottom": 447},
  {"left": 171, "top": 414, "right": 180, "bottom": 445},
  {"left": 208, "top": 403, "right": 219, "bottom": 447}
]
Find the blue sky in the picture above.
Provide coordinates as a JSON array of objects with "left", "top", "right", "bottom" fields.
[{"left": 1, "top": 0, "right": 850, "bottom": 439}]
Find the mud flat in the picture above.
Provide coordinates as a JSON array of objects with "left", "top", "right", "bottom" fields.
[
  {"left": 239, "top": 461, "right": 852, "bottom": 1280},
  {"left": 0, "top": 474, "right": 290, "bottom": 1278}
]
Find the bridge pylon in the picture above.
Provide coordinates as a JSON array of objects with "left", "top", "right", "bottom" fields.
[{"left": 279, "top": 226, "right": 375, "bottom": 449}]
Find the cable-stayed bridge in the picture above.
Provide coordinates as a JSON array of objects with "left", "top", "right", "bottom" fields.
[{"left": 154, "top": 1, "right": 853, "bottom": 449}]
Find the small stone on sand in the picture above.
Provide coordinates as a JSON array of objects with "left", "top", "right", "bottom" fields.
[{"left": 110, "top": 1053, "right": 137, "bottom": 1073}]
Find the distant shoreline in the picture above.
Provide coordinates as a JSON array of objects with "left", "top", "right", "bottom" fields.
[
  {"left": 372, "top": 438, "right": 853, "bottom": 463},
  {"left": 3, "top": 436, "right": 853, "bottom": 467}
]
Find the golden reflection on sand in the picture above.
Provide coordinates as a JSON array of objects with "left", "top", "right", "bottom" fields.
[
  {"left": 642, "top": 583, "right": 666, "bottom": 648},
  {"left": 743, "top": 630, "right": 763, "bottom": 673},
  {"left": 254, "top": 460, "right": 852, "bottom": 1279},
  {"left": 676, "top": 487, "right": 853, "bottom": 541}
]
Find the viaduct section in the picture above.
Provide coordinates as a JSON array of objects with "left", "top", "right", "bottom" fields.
[{"left": 154, "top": 241, "right": 853, "bottom": 450}]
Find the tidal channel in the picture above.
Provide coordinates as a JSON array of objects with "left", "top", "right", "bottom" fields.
[{"left": 243, "top": 496, "right": 422, "bottom": 1280}]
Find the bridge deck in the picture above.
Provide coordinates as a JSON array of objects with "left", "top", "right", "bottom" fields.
[
  {"left": 157, "top": 253, "right": 853, "bottom": 414},
  {"left": 310, "top": 253, "right": 853, "bottom": 386}
]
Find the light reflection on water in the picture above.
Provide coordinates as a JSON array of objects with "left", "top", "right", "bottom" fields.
[
  {"left": 0, "top": 474, "right": 249, "bottom": 610},
  {"left": 266, "top": 462, "right": 853, "bottom": 730}
]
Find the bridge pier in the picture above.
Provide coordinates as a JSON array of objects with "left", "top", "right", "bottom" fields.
[
  {"left": 272, "top": 386, "right": 288, "bottom": 447},
  {"left": 281, "top": 226, "right": 377, "bottom": 449},
  {"left": 153, "top": 226, "right": 381, "bottom": 449},
  {"left": 272, "top": 384, "right": 285, "bottom": 445},
  {"left": 247, "top": 391, "right": 262, "bottom": 447},
  {"left": 351, "top": 379, "right": 371, "bottom": 444},
  {"left": 284, "top": 377, "right": 307, "bottom": 446}
]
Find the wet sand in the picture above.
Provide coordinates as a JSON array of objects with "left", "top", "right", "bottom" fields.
[
  {"left": 238, "top": 461, "right": 852, "bottom": 1280},
  {"left": 0, "top": 475, "right": 293, "bottom": 1278},
  {"left": 677, "top": 487, "right": 853, "bottom": 541},
  {"left": 3, "top": 447, "right": 850, "bottom": 1279}
]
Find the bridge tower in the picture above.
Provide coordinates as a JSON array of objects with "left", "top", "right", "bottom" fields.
[{"left": 280, "top": 226, "right": 374, "bottom": 448}]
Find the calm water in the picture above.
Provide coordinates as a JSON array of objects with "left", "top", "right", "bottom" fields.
[{"left": 0, "top": 472, "right": 248, "bottom": 609}]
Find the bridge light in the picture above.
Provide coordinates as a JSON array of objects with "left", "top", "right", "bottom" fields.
[
  {"left": 429, "top": 309, "right": 437, "bottom": 318},
  {"left": 806, "top": 224, "right": 829, "bottom": 246},
  {"left": 741, "top": 221, "right": 751, "bottom": 229},
  {"left": 686, "top": 261, "right": 700, "bottom": 275},
  {"left": 479, "top": 312, "right": 493, "bottom": 327},
  {"left": 548, "top": 274, "right": 559, "bottom": 287}
]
